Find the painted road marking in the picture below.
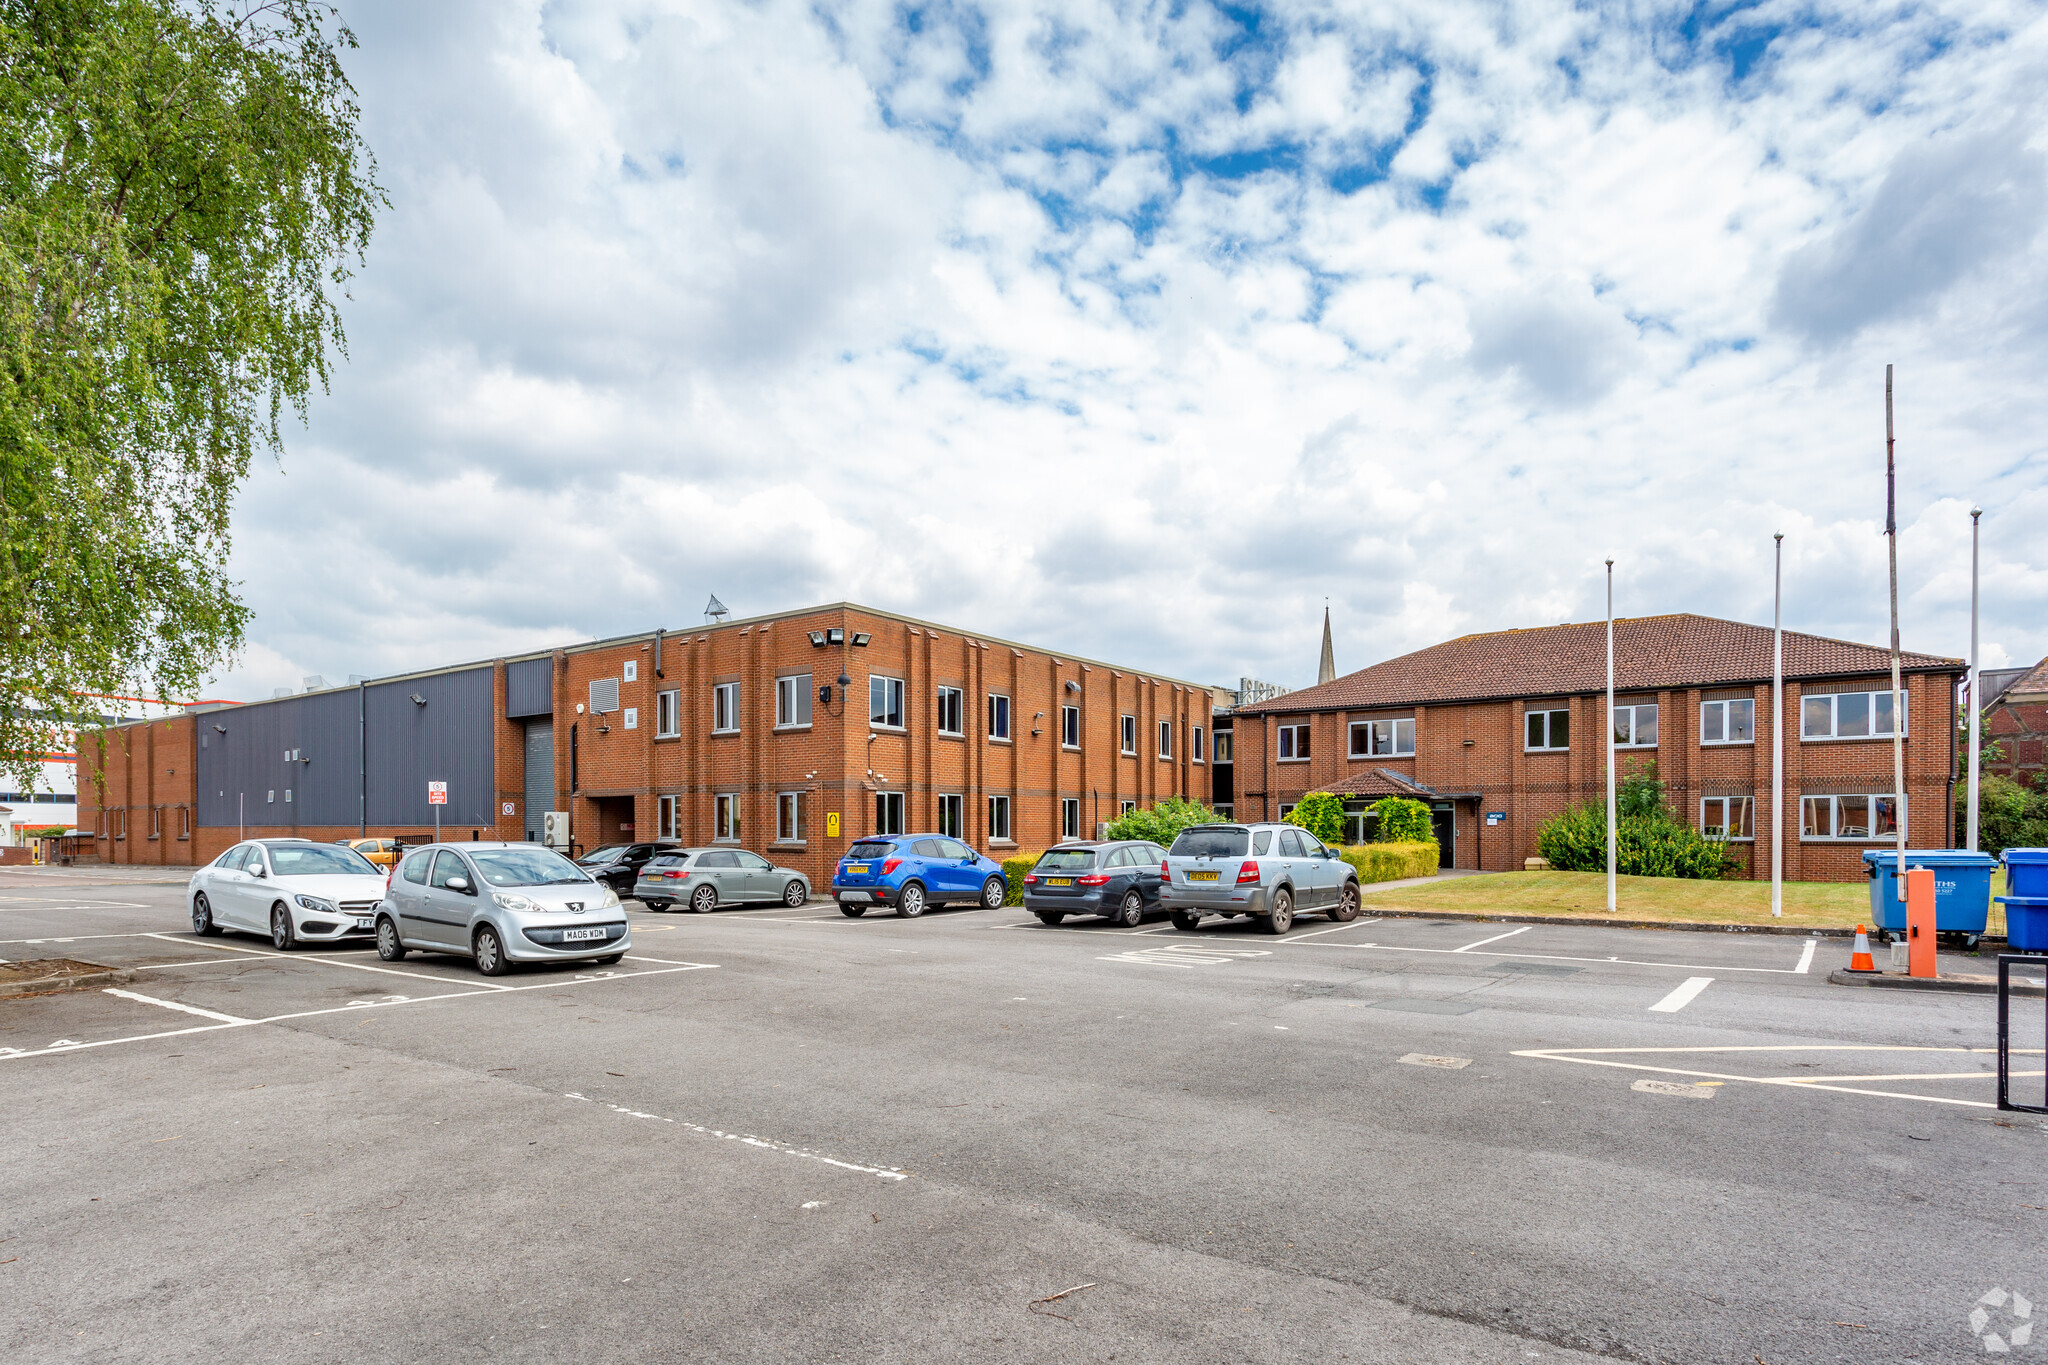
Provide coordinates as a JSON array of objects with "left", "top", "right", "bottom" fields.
[
  {"left": 562, "top": 1091, "right": 908, "bottom": 1180},
  {"left": 142, "top": 933, "right": 519, "bottom": 990},
  {"left": 1796, "top": 939, "right": 1817, "bottom": 974},
  {"left": 1399, "top": 1053, "right": 1472, "bottom": 1070},
  {"left": 1648, "top": 977, "right": 1714, "bottom": 1013},
  {"left": 103, "top": 987, "right": 248, "bottom": 1024},
  {"left": 1285, "top": 919, "right": 1382, "bottom": 942},
  {"left": 1289, "top": 939, "right": 1813, "bottom": 975},
  {"left": 1453, "top": 926, "right": 1532, "bottom": 952},
  {"left": 1096, "top": 944, "right": 1274, "bottom": 969},
  {"left": 1633, "top": 1079, "right": 1714, "bottom": 1099},
  {"left": 1515, "top": 1045, "right": 2048, "bottom": 1111}
]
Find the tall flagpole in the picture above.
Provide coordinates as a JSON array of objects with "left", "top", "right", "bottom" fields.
[
  {"left": 1885, "top": 365, "right": 1906, "bottom": 898},
  {"left": 1772, "top": 532, "right": 1783, "bottom": 917},
  {"left": 1606, "top": 558, "right": 1617, "bottom": 915},
  {"left": 1968, "top": 506, "right": 1983, "bottom": 851}
]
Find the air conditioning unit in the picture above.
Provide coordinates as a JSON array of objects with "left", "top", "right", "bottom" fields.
[
  {"left": 1096, "top": 822, "right": 1111, "bottom": 840},
  {"left": 541, "top": 811, "right": 570, "bottom": 850}
]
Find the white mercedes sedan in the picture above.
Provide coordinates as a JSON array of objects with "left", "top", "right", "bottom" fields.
[{"left": 187, "top": 838, "right": 391, "bottom": 950}]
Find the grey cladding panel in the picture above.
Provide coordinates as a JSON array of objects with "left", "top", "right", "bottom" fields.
[
  {"left": 506, "top": 658, "right": 554, "bottom": 718},
  {"left": 194, "top": 689, "right": 364, "bottom": 828},
  {"left": 365, "top": 669, "right": 496, "bottom": 828}
]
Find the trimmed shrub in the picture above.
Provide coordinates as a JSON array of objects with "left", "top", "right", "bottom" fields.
[
  {"left": 1283, "top": 792, "right": 1346, "bottom": 846},
  {"left": 1002, "top": 852, "right": 1044, "bottom": 906},
  {"left": 1537, "top": 804, "right": 1734, "bottom": 880},
  {"left": 1337, "top": 841, "right": 1440, "bottom": 884},
  {"left": 1370, "top": 796, "right": 1435, "bottom": 845},
  {"left": 1105, "top": 795, "right": 1227, "bottom": 846}
]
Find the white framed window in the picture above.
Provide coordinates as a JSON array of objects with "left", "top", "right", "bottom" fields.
[
  {"left": 937, "top": 793, "right": 963, "bottom": 837},
  {"left": 1061, "top": 705, "right": 1080, "bottom": 749},
  {"left": 715, "top": 793, "right": 741, "bottom": 842},
  {"left": 1061, "top": 798, "right": 1080, "bottom": 839},
  {"left": 1120, "top": 714, "right": 1137, "bottom": 755},
  {"left": 1801, "top": 793, "right": 1903, "bottom": 841},
  {"left": 874, "top": 791, "right": 904, "bottom": 835},
  {"left": 1278, "top": 723, "right": 1311, "bottom": 761},
  {"left": 1524, "top": 708, "right": 1569, "bottom": 751},
  {"left": 1700, "top": 796, "right": 1754, "bottom": 841},
  {"left": 656, "top": 689, "right": 680, "bottom": 738},
  {"left": 987, "top": 694, "right": 1011, "bottom": 741},
  {"left": 1120, "top": 800, "right": 1136, "bottom": 817},
  {"left": 622, "top": 707, "right": 638, "bottom": 730},
  {"left": 623, "top": 661, "right": 637, "bottom": 683},
  {"left": 1158, "top": 719, "right": 1173, "bottom": 759},
  {"left": 1350, "top": 718, "right": 1414, "bottom": 757},
  {"left": 777, "top": 674, "right": 813, "bottom": 729},
  {"left": 1192, "top": 726, "right": 1204, "bottom": 762},
  {"left": 179, "top": 806, "right": 191, "bottom": 840},
  {"left": 658, "top": 794, "right": 680, "bottom": 840},
  {"left": 936, "top": 687, "right": 964, "bottom": 736},
  {"left": 1702, "top": 698, "right": 1755, "bottom": 745},
  {"left": 870, "top": 675, "right": 905, "bottom": 730},
  {"left": 1277, "top": 803, "right": 1296, "bottom": 821},
  {"left": 777, "top": 792, "right": 806, "bottom": 842},
  {"left": 712, "top": 682, "right": 739, "bottom": 734},
  {"left": 1802, "top": 689, "right": 1905, "bottom": 740},
  {"left": 1213, "top": 731, "right": 1233, "bottom": 764},
  {"left": 987, "top": 794, "right": 1011, "bottom": 841},
  {"left": 1611, "top": 703, "right": 1658, "bottom": 748}
]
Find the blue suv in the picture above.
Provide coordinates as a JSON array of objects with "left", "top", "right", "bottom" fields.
[{"left": 832, "top": 834, "right": 1008, "bottom": 918}]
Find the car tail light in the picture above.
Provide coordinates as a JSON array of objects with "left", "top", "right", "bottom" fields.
[
  {"left": 1022, "top": 874, "right": 1037, "bottom": 884},
  {"left": 1161, "top": 860, "right": 1169, "bottom": 877},
  {"left": 1077, "top": 874, "right": 1110, "bottom": 886},
  {"left": 882, "top": 858, "right": 902, "bottom": 875},
  {"left": 1236, "top": 860, "right": 1260, "bottom": 884}
]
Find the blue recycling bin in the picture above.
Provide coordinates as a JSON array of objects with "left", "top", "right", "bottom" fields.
[
  {"left": 1996, "top": 850, "right": 2048, "bottom": 953},
  {"left": 1862, "top": 849, "right": 1995, "bottom": 945},
  {"left": 2006, "top": 848, "right": 2048, "bottom": 898}
]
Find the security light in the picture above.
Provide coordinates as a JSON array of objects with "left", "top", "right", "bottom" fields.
[
  {"left": 808, "top": 631, "right": 827, "bottom": 647},
  {"left": 409, "top": 693, "right": 427, "bottom": 706},
  {"left": 827, "top": 628, "right": 845, "bottom": 645},
  {"left": 1064, "top": 680, "right": 1080, "bottom": 693},
  {"left": 851, "top": 633, "right": 871, "bottom": 647}
]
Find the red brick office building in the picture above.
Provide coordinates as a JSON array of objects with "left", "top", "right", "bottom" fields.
[
  {"left": 78, "top": 603, "right": 1223, "bottom": 886},
  {"left": 1233, "top": 614, "right": 1964, "bottom": 882}
]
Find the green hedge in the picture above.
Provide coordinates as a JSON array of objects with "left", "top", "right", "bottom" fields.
[
  {"left": 1537, "top": 804, "right": 1733, "bottom": 879},
  {"left": 1369, "top": 796, "right": 1435, "bottom": 844},
  {"left": 1002, "top": 852, "right": 1043, "bottom": 906},
  {"left": 1337, "top": 841, "right": 1439, "bottom": 884}
]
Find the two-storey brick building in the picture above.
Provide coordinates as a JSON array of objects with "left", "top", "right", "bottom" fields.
[
  {"left": 1982, "top": 656, "right": 2048, "bottom": 790},
  {"left": 1232, "top": 614, "right": 1964, "bottom": 882},
  {"left": 77, "top": 603, "right": 1224, "bottom": 887}
]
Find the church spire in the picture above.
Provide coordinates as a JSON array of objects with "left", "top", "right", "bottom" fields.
[{"left": 1317, "top": 601, "right": 1336, "bottom": 686}]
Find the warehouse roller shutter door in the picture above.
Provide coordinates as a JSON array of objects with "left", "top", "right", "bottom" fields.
[{"left": 523, "top": 721, "right": 554, "bottom": 843}]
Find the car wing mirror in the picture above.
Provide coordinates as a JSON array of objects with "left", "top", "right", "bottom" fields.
[
  {"left": 446, "top": 876, "right": 471, "bottom": 893},
  {"left": 252, "top": 866, "right": 267, "bottom": 878}
]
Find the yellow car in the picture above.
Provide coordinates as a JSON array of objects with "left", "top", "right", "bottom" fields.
[{"left": 338, "top": 837, "right": 399, "bottom": 870}]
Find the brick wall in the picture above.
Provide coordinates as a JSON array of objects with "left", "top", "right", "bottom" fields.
[
  {"left": 1985, "top": 693, "right": 2048, "bottom": 789},
  {"left": 76, "top": 717, "right": 203, "bottom": 867}
]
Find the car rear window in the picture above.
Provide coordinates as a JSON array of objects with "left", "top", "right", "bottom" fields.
[
  {"left": 847, "top": 842, "right": 894, "bottom": 859},
  {"left": 1035, "top": 849, "right": 1098, "bottom": 872},
  {"left": 646, "top": 855, "right": 685, "bottom": 870},
  {"left": 1169, "top": 828, "right": 1249, "bottom": 858}
]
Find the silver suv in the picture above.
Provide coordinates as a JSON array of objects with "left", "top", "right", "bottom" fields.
[
  {"left": 1160, "top": 823, "right": 1360, "bottom": 934},
  {"left": 376, "top": 842, "right": 630, "bottom": 976}
]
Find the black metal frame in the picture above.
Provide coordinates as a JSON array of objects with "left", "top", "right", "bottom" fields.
[{"left": 1998, "top": 955, "right": 2048, "bottom": 1114}]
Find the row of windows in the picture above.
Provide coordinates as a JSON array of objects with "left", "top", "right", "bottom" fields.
[
  {"left": 640, "top": 790, "right": 1196, "bottom": 845},
  {"left": 1698, "top": 793, "right": 1905, "bottom": 841}
]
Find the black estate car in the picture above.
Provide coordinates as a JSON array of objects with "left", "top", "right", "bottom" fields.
[{"left": 1020, "top": 839, "right": 1170, "bottom": 927}]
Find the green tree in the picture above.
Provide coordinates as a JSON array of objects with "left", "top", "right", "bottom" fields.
[
  {"left": 1964, "top": 773, "right": 2048, "bottom": 858},
  {"left": 1105, "top": 795, "right": 1227, "bottom": 845},
  {"left": 0, "top": 0, "right": 380, "bottom": 787},
  {"left": 1282, "top": 791, "right": 1344, "bottom": 845},
  {"left": 1369, "top": 796, "right": 1434, "bottom": 845}
]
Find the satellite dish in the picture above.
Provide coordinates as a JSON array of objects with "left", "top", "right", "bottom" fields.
[{"left": 704, "top": 593, "right": 728, "bottom": 623}]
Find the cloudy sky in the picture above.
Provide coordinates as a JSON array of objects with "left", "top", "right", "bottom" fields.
[{"left": 215, "top": 0, "right": 2048, "bottom": 701}]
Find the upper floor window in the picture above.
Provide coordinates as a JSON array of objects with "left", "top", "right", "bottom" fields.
[
  {"left": 1351, "top": 718, "right": 1415, "bottom": 757},
  {"left": 1213, "top": 731, "right": 1233, "bottom": 764},
  {"left": 1701, "top": 698, "right": 1754, "bottom": 745},
  {"left": 987, "top": 693, "right": 1011, "bottom": 741},
  {"left": 936, "top": 687, "right": 964, "bottom": 736},
  {"left": 712, "top": 682, "right": 739, "bottom": 734},
  {"left": 655, "top": 689, "right": 680, "bottom": 738},
  {"left": 777, "top": 675, "right": 813, "bottom": 729},
  {"left": 870, "top": 675, "right": 905, "bottom": 729},
  {"left": 1061, "top": 704, "right": 1080, "bottom": 748},
  {"left": 1158, "top": 719, "right": 1173, "bottom": 759},
  {"left": 1192, "top": 726, "right": 1205, "bottom": 762},
  {"left": 1525, "top": 708, "right": 1568, "bottom": 751},
  {"left": 1802, "top": 689, "right": 1903, "bottom": 741},
  {"left": 1278, "top": 723, "right": 1311, "bottom": 761},
  {"left": 1121, "top": 715, "right": 1137, "bottom": 756},
  {"left": 1612, "top": 703, "right": 1658, "bottom": 748}
]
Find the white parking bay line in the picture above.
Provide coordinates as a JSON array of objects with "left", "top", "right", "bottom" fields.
[
  {"left": 1453, "top": 926, "right": 1531, "bottom": 953},
  {"left": 103, "top": 987, "right": 248, "bottom": 1024},
  {"left": 1648, "top": 977, "right": 1714, "bottom": 1013},
  {"left": 1285, "top": 919, "right": 1382, "bottom": 942},
  {"left": 1796, "top": 940, "right": 1817, "bottom": 974},
  {"left": 142, "top": 934, "right": 518, "bottom": 990}
]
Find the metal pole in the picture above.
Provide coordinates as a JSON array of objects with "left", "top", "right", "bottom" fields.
[
  {"left": 1773, "top": 532, "right": 1784, "bottom": 917},
  {"left": 1886, "top": 365, "right": 1907, "bottom": 899},
  {"left": 1606, "top": 558, "right": 1617, "bottom": 914},
  {"left": 238, "top": 792, "right": 243, "bottom": 844},
  {"left": 1968, "top": 506, "right": 1983, "bottom": 852}
]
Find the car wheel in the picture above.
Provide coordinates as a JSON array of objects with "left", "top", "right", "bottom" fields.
[
  {"left": 1260, "top": 888, "right": 1295, "bottom": 935},
  {"left": 270, "top": 903, "right": 295, "bottom": 951},
  {"left": 1109, "top": 890, "right": 1144, "bottom": 928},
  {"left": 594, "top": 953, "right": 623, "bottom": 965},
  {"left": 1328, "top": 882, "right": 1360, "bottom": 922},
  {"left": 839, "top": 901, "right": 866, "bottom": 918},
  {"left": 980, "top": 876, "right": 1006, "bottom": 909},
  {"left": 1170, "top": 910, "right": 1202, "bottom": 931},
  {"left": 191, "top": 893, "right": 222, "bottom": 937},
  {"left": 690, "top": 884, "right": 718, "bottom": 914},
  {"left": 1035, "top": 911, "right": 1066, "bottom": 926},
  {"left": 895, "top": 882, "right": 927, "bottom": 918},
  {"left": 643, "top": 900, "right": 671, "bottom": 913},
  {"left": 783, "top": 880, "right": 807, "bottom": 908},
  {"left": 474, "top": 924, "right": 510, "bottom": 977},
  {"left": 376, "top": 916, "right": 407, "bottom": 961}
]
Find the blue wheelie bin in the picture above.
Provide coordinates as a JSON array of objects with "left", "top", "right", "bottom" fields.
[
  {"left": 1862, "top": 849, "right": 1996, "bottom": 949},
  {"left": 1996, "top": 848, "right": 2048, "bottom": 954}
]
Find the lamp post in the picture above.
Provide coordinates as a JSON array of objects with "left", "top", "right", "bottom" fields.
[
  {"left": 1968, "top": 506, "right": 1983, "bottom": 852},
  {"left": 1885, "top": 365, "right": 1906, "bottom": 900},
  {"left": 1772, "top": 532, "right": 1783, "bottom": 918},
  {"left": 1606, "top": 557, "right": 1616, "bottom": 916}
]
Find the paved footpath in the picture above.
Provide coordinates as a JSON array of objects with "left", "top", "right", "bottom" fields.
[{"left": 1, "top": 870, "right": 2040, "bottom": 1363}]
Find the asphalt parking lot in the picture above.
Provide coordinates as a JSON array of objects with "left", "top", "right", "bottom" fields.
[{"left": 3, "top": 868, "right": 2041, "bottom": 1363}]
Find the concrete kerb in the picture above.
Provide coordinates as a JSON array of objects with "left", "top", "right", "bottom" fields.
[
  {"left": 1828, "top": 966, "right": 2044, "bottom": 996},
  {"left": 1354, "top": 900, "right": 1867, "bottom": 939}
]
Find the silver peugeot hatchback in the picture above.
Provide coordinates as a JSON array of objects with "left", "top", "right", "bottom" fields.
[
  {"left": 375, "top": 842, "right": 630, "bottom": 976},
  {"left": 1159, "top": 822, "right": 1360, "bottom": 934}
]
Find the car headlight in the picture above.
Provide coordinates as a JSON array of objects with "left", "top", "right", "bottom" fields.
[
  {"left": 492, "top": 892, "right": 535, "bottom": 911},
  {"left": 598, "top": 886, "right": 620, "bottom": 909},
  {"left": 293, "top": 894, "right": 336, "bottom": 914}
]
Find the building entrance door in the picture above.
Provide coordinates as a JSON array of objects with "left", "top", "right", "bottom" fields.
[
  {"left": 1430, "top": 804, "right": 1456, "bottom": 869},
  {"left": 522, "top": 721, "right": 553, "bottom": 842}
]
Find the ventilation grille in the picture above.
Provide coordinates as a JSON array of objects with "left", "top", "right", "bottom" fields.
[{"left": 589, "top": 678, "right": 621, "bottom": 715}]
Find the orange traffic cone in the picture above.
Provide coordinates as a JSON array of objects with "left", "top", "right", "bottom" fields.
[{"left": 1849, "top": 924, "right": 1876, "bottom": 973}]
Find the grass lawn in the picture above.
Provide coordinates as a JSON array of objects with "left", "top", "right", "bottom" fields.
[{"left": 1363, "top": 868, "right": 2011, "bottom": 935}]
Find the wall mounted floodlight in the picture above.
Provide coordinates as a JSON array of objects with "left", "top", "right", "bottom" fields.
[
  {"left": 213, "top": 724, "right": 228, "bottom": 734},
  {"left": 827, "top": 628, "right": 845, "bottom": 645},
  {"left": 409, "top": 693, "right": 427, "bottom": 706},
  {"left": 1064, "top": 680, "right": 1080, "bottom": 693},
  {"left": 851, "top": 633, "right": 871, "bottom": 647},
  {"left": 809, "top": 631, "right": 827, "bottom": 647}
]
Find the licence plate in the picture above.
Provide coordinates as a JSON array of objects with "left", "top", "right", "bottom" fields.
[
  {"left": 1044, "top": 877, "right": 1073, "bottom": 887},
  {"left": 1187, "top": 870, "right": 1220, "bottom": 882},
  {"left": 562, "top": 927, "right": 607, "bottom": 942},
  {"left": 845, "top": 864, "right": 869, "bottom": 874},
  {"left": 354, "top": 917, "right": 374, "bottom": 929}
]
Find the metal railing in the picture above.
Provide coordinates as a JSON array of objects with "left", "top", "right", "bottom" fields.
[{"left": 1997, "top": 954, "right": 2048, "bottom": 1114}]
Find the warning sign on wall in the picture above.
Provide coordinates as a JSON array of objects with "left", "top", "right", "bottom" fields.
[{"left": 826, "top": 811, "right": 840, "bottom": 838}]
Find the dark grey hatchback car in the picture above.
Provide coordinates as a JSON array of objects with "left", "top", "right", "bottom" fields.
[{"left": 1021, "top": 840, "right": 1170, "bottom": 927}]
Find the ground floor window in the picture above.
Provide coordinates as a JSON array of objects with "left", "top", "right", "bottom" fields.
[
  {"left": 1213, "top": 803, "right": 1233, "bottom": 818},
  {"left": 1801, "top": 793, "right": 1900, "bottom": 840},
  {"left": 987, "top": 795, "right": 1011, "bottom": 841},
  {"left": 1121, "top": 800, "right": 1136, "bottom": 817},
  {"left": 715, "top": 794, "right": 741, "bottom": 842},
  {"left": 1278, "top": 803, "right": 1296, "bottom": 821},
  {"left": 875, "top": 792, "right": 904, "bottom": 836},
  {"left": 1343, "top": 807, "right": 1373, "bottom": 844},
  {"left": 1061, "top": 798, "right": 1080, "bottom": 839},
  {"left": 777, "top": 792, "right": 806, "bottom": 842},
  {"left": 1700, "top": 796, "right": 1753, "bottom": 840},
  {"left": 658, "top": 794, "right": 680, "bottom": 840},
  {"left": 937, "top": 793, "right": 963, "bottom": 838}
]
